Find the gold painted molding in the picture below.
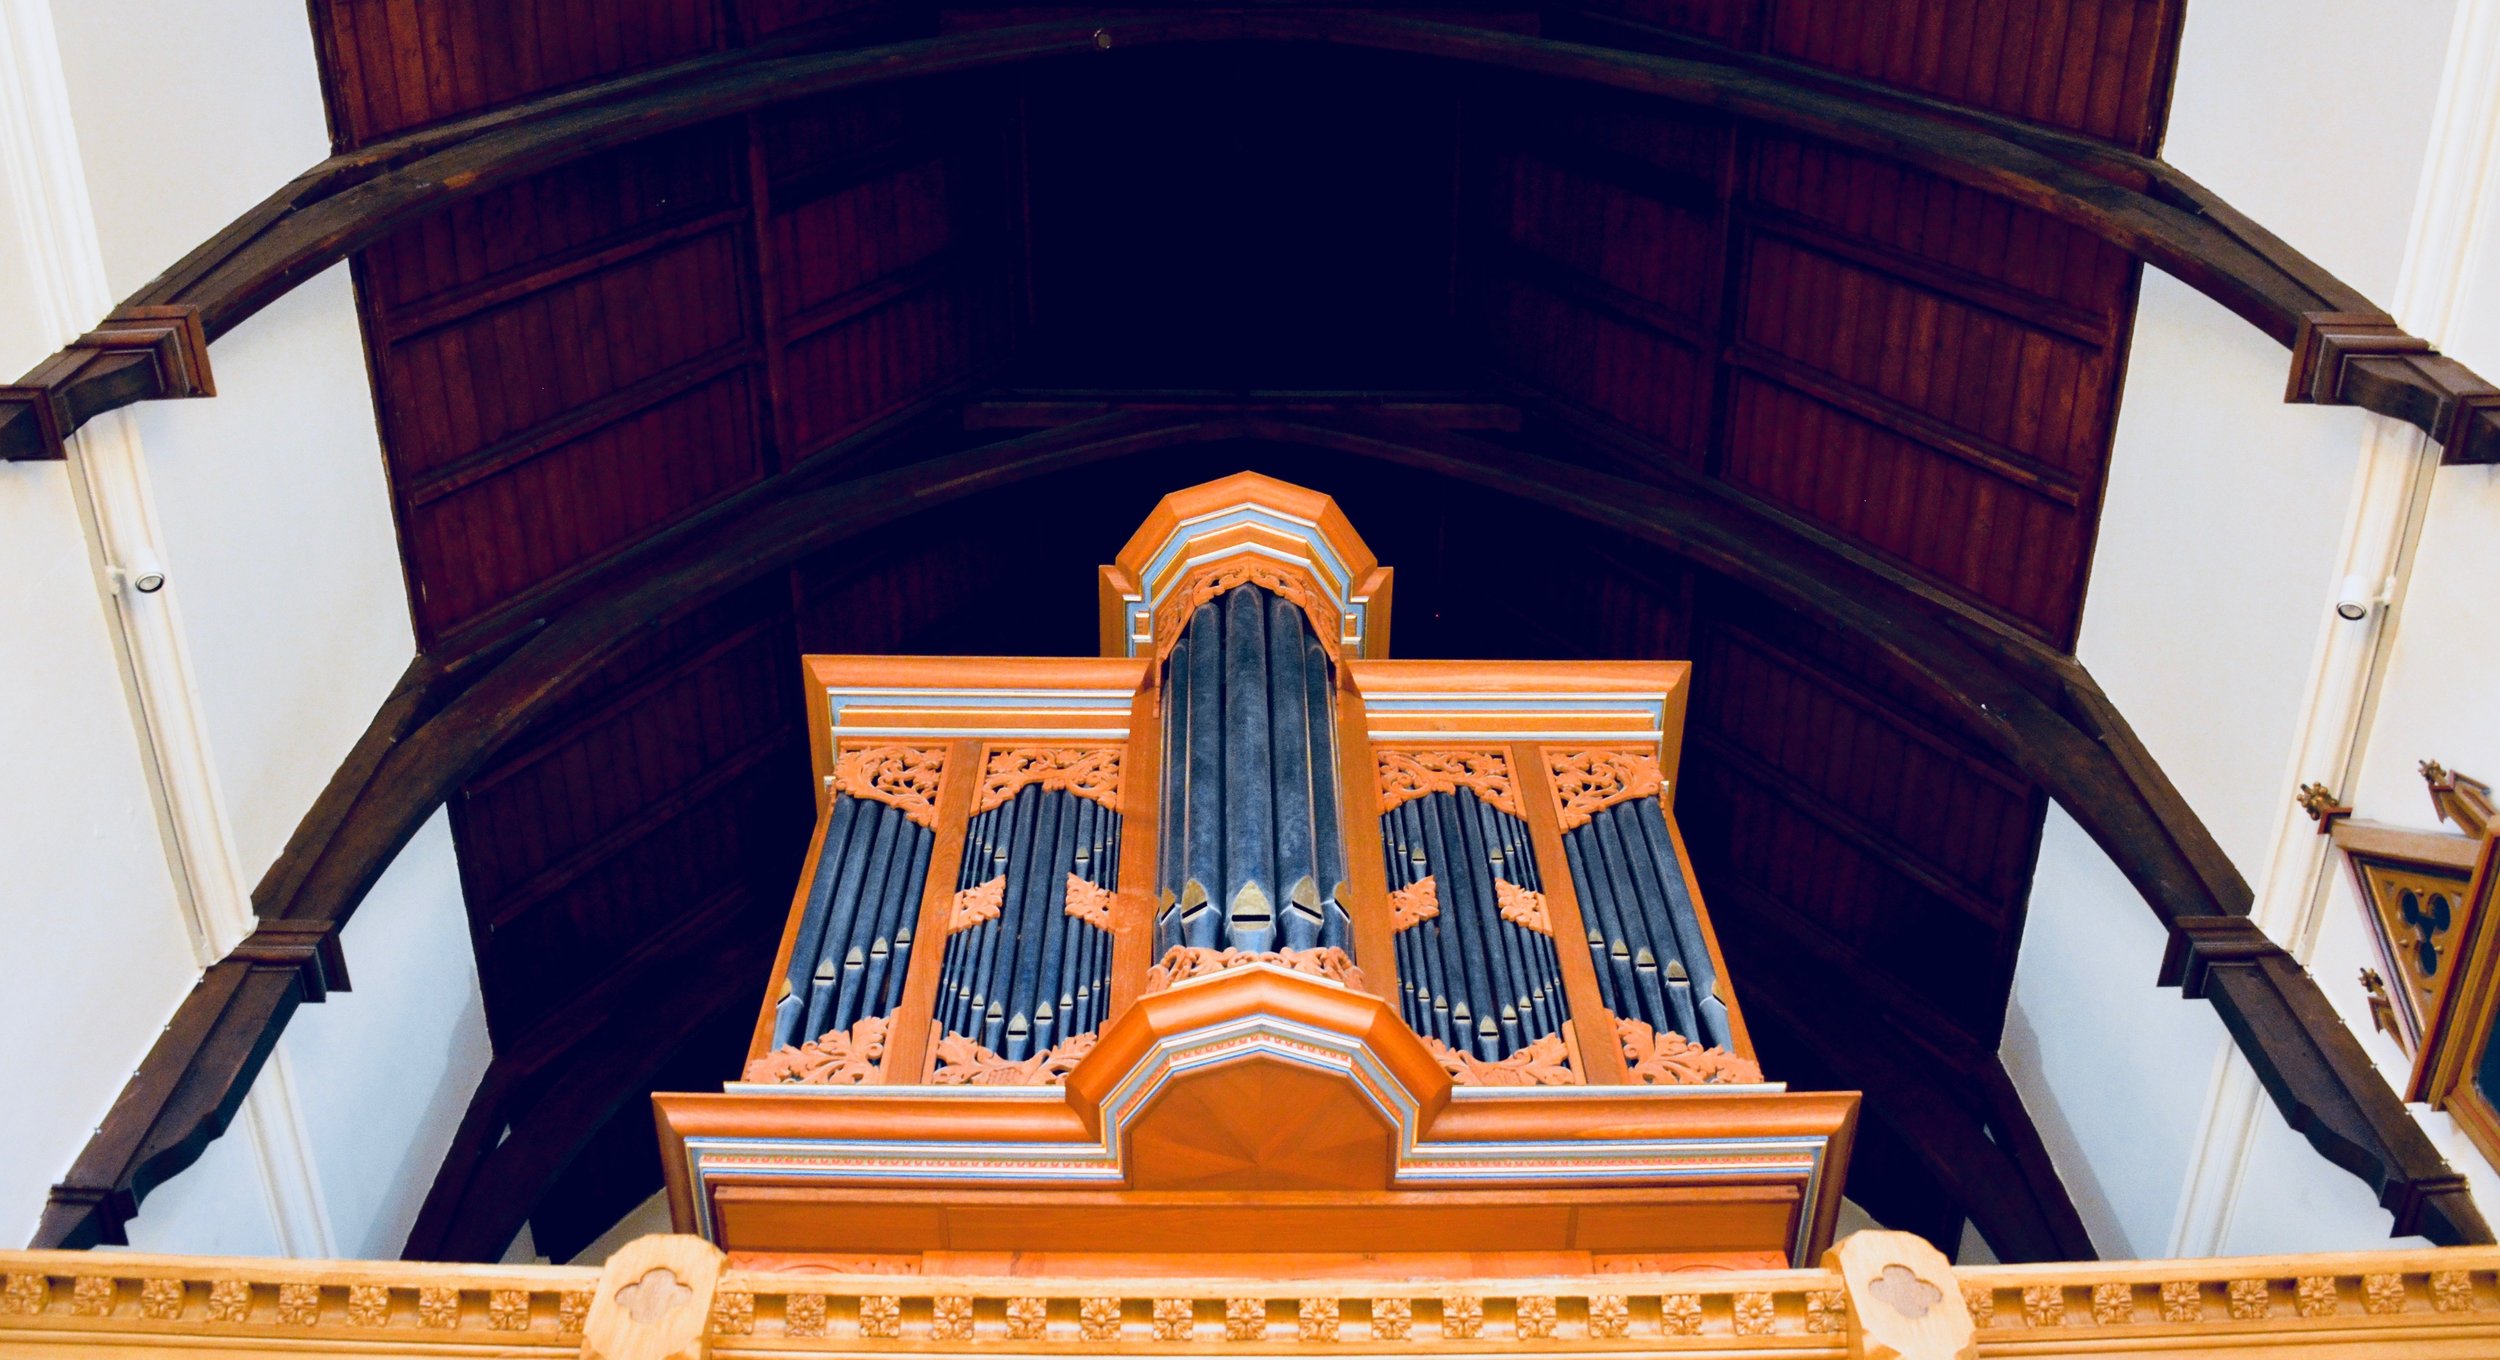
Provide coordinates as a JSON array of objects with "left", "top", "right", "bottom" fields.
[{"left": 4, "top": 1233, "right": 2500, "bottom": 1358}]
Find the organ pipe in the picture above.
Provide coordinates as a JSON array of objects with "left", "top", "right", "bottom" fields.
[{"left": 1156, "top": 585, "right": 1350, "bottom": 955}]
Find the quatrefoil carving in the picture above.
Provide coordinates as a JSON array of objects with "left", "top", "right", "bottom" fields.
[
  {"left": 615, "top": 1268, "right": 691, "bottom": 1325},
  {"left": 1868, "top": 1263, "right": 1944, "bottom": 1319}
]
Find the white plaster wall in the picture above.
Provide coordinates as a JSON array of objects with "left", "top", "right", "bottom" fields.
[
  {"left": 1999, "top": 0, "right": 2481, "bottom": 1259},
  {"left": 123, "top": 265, "right": 417, "bottom": 872},
  {"left": 2004, "top": 810, "right": 2234, "bottom": 1257},
  {"left": 278, "top": 812, "right": 489, "bottom": 1260},
  {"left": 1, "top": 0, "right": 489, "bottom": 1257},
  {"left": 0, "top": 459, "right": 205, "bottom": 1244}
]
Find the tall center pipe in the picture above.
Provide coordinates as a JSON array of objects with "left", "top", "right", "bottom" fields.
[{"left": 1156, "top": 584, "right": 1350, "bottom": 955}]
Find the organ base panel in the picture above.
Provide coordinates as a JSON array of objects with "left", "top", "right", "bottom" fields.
[{"left": 654, "top": 472, "right": 1861, "bottom": 1271}]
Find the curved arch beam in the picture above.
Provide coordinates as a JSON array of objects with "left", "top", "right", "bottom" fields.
[
  {"left": 4, "top": 14, "right": 2493, "bottom": 464},
  {"left": 35, "top": 410, "right": 2487, "bottom": 1250}
]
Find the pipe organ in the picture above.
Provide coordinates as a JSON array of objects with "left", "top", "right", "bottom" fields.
[{"left": 657, "top": 473, "right": 1860, "bottom": 1273}]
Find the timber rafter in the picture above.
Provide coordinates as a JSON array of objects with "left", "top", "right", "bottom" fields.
[
  {"left": 33, "top": 407, "right": 2491, "bottom": 1252},
  {"left": 1, "top": 14, "right": 2494, "bottom": 466}
]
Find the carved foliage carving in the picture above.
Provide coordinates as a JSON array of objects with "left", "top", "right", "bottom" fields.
[
  {"left": 980, "top": 746, "right": 1124, "bottom": 815},
  {"left": 1063, "top": 874, "right": 1116, "bottom": 929},
  {"left": 835, "top": 746, "right": 945, "bottom": 829},
  {"left": 1493, "top": 879, "right": 1549, "bottom": 933},
  {"left": 1376, "top": 748, "right": 1519, "bottom": 816},
  {"left": 932, "top": 1032, "right": 1098, "bottom": 1086},
  {"left": 1421, "top": 1031, "right": 1581, "bottom": 1087},
  {"left": 1618, "top": 1018, "right": 1764, "bottom": 1085},
  {"left": 741, "top": 1016, "right": 889, "bottom": 1085},
  {"left": 950, "top": 876, "right": 1005, "bottom": 932},
  {"left": 1547, "top": 749, "right": 1667, "bottom": 831},
  {"left": 1143, "top": 945, "right": 1366, "bottom": 994},
  {"left": 1389, "top": 876, "right": 1440, "bottom": 931},
  {"left": 1153, "top": 559, "right": 1341, "bottom": 666}
]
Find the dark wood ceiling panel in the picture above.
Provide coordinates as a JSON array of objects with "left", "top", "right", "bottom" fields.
[
  {"left": 1761, "top": 0, "right": 2181, "bottom": 152},
  {"left": 312, "top": 0, "right": 725, "bottom": 147},
  {"left": 1676, "top": 586, "right": 2044, "bottom": 1053},
  {"left": 768, "top": 158, "right": 955, "bottom": 314},
  {"left": 1571, "top": 0, "right": 2183, "bottom": 155},
  {"left": 359, "top": 128, "right": 746, "bottom": 317},
  {"left": 1719, "top": 135, "right": 2132, "bottom": 642},
  {"left": 755, "top": 90, "right": 1021, "bottom": 463},
  {"left": 400, "top": 371, "right": 764, "bottom": 634},
  {"left": 1694, "top": 621, "right": 2039, "bottom": 908},
  {"left": 1746, "top": 136, "right": 2133, "bottom": 329},
  {"left": 379, "top": 230, "right": 753, "bottom": 481},
  {"left": 782, "top": 274, "right": 1008, "bottom": 458},
  {"left": 448, "top": 587, "right": 809, "bottom": 1039},
  {"left": 1720, "top": 375, "right": 2090, "bottom": 637},
  {"left": 1483, "top": 278, "right": 1710, "bottom": 457}
]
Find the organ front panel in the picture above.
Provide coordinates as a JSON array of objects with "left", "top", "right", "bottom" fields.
[{"left": 658, "top": 473, "right": 1859, "bottom": 1271}]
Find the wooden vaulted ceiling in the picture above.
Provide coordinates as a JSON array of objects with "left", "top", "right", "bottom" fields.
[{"left": 297, "top": 0, "right": 2183, "bottom": 1261}]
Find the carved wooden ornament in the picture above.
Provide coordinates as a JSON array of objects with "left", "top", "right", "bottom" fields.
[
  {"left": 1151, "top": 558, "right": 1342, "bottom": 666},
  {"left": 1422, "top": 1031, "right": 1581, "bottom": 1086},
  {"left": 1389, "top": 876, "right": 1440, "bottom": 931},
  {"left": 1494, "top": 879, "right": 1550, "bottom": 933},
  {"left": 1375, "top": 748, "right": 1520, "bottom": 816},
  {"left": 1063, "top": 874, "right": 1116, "bottom": 929},
  {"left": 1619, "top": 1018, "right": 1763, "bottom": 1085},
  {"left": 1547, "top": 748, "right": 1668, "bottom": 831},
  {"left": 980, "top": 746, "right": 1124, "bottom": 814},
  {"left": 741, "top": 1016, "right": 889, "bottom": 1085},
  {"left": 1142, "top": 945, "right": 1367, "bottom": 994},
  {"left": 950, "top": 876, "right": 1006, "bottom": 932},
  {"left": 834, "top": 745, "right": 946, "bottom": 829},
  {"left": 933, "top": 1032, "right": 1099, "bottom": 1086}
]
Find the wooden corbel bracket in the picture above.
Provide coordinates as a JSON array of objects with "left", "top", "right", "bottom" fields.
[
  {"left": 2287, "top": 311, "right": 2500, "bottom": 465},
  {"left": 229, "top": 917, "right": 350, "bottom": 1001},
  {"left": 0, "top": 304, "right": 213, "bottom": 462},
  {"left": 2156, "top": 915, "right": 2284, "bottom": 999}
]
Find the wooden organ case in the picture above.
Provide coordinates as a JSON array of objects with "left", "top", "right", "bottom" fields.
[{"left": 654, "top": 473, "right": 1859, "bottom": 1275}]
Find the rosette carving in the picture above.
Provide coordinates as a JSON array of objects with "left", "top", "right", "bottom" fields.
[
  {"left": 1375, "top": 748, "right": 1519, "bottom": 816},
  {"left": 741, "top": 1016, "right": 889, "bottom": 1085},
  {"left": 834, "top": 745, "right": 946, "bottom": 828},
  {"left": 932, "top": 1031, "right": 1099, "bottom": 1086},
  {"left": 979, "top": 746, "right": 1124, "bottom": 814},
  {"left": 1421, "top": 1031, "right": 1581, "bottom": 1086},
  {"left": 1618, "top": 1018, "right": 1763, "bottom": 1085},
  {"left": 1546, "top": 749, "right": 1667, "bottom": 831}
]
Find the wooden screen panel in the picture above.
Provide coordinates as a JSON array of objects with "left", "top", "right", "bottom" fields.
[{"left": 311, "top": 0, "right": 725, "bottom": 148}]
